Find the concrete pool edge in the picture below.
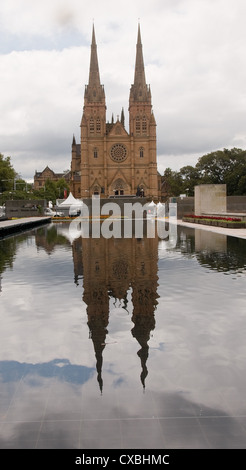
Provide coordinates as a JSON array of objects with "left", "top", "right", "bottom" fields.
[{"left": 174, "top": 219, "right": 246, "bottom": 240}]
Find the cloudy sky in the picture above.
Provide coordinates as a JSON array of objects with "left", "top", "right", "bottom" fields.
[{"left": 1, "top": 0, "right": 246, "bottom": 182}]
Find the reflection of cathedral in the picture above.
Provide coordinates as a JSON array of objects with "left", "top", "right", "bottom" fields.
[{"left": 72, "top": 230, "right": 159, "bottom": 392}]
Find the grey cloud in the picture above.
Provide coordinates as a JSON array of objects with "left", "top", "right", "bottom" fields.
[{"left": 1, "top": 0, "right": 246, "bottom": 178}]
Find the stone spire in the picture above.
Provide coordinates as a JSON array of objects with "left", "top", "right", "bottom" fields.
[
  {"left": 88, "top": 24, "right": 101, "bottom": 88},
  {"left": 84, "top": 24, "right": 105, "bottom": 103},
  {"left": 120, "top": 107, "right": 125, "bottom": 127},
  {"left": 130, "top": 23, "right": 151, "bottom": 103}
]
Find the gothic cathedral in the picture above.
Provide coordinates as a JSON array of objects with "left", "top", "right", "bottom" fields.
[{"left": 70, "top": 25, "right": 160, "bottom": 200}]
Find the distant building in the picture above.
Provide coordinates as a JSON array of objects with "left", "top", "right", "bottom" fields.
[
  {"left": 70, "top": 25, "right": 161, "bottom": 200},
  {"left": 34, "top": 166, "right": 70, "bottom": 191}
]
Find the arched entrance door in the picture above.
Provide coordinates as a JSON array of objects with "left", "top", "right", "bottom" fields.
[{"left": 111, "top": 178, "right": 129, "bottom": 196}]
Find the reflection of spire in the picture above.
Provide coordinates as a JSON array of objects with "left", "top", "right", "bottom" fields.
[
  {"left": 87, "top": 313, "right": 107, "bottom": 393},
  {"left": 131, "top": 236, "right": 159, "bottom": 389},
  {"left": 81, "top": 234, "right": 159, "bottom": 393},
  {"left": 131, "top": 312, "right": 155, "bottom": 389},
  {"left": 82, "top": 238, "right": 109, "bottom": 393}
]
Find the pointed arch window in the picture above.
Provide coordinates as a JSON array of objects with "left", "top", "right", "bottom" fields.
[
  {"left": 139, "top": 147, "right": 144, "bottom": 158},
  {"left": 94, "top": 148, "right": 98, "bottom": 158},
  {"left": 89, "top": 118, "right": 94, "bottom": 133},
  {"left": 96, "top": 117, "right": 101, "bottom": 133},
  {"left": 136, "top": 116, "right": 141, "bottom": 135},
  {"left": 142, "top": 116, "right": 147, "bottom": 134}
]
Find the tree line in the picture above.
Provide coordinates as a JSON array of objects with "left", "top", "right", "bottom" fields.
[
  {"left": 0, "top": 153, "right": 70, "bottom": 205},
  {"left": 1, "top": 147, "right": 246, "bottom": 204},
  {"left": 162, "top": 148, "right": 246, "bottom": 198}
]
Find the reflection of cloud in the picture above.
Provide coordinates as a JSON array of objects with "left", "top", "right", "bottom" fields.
[
  {"left": 0, "top": 388, "right": 242, "bottom": 448},
  {"left": 153, "top": 391, "right": 246, "bottom": 449},
  {"left": 0, "top": 413, "right": 77, "bottom": 449},
  {"left": 57, "top": 225, "right": 80, "bottom": 244},
  {"left": 0, "top": 359, "right": 94, "bottom": 385}
]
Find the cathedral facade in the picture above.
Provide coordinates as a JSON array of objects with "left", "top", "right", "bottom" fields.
[{"left": 70, "top": 25, "right": 161, "bottom": 200}]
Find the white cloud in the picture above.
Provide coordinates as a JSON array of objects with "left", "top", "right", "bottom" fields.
[{"left": 0, "top": 0, "right": 246, "bottom": 179}]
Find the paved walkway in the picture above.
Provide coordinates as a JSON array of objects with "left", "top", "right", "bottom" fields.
[
  {"left": 175, "top": 219, "right": 246, "bottom": 239},
  {"left": 0, "top": 217, "right": 51, "bottom": 237}
]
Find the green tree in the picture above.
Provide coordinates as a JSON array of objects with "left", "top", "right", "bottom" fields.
[
  {"left": 237, "top": 174, "right": 246, "bottom": 195},
  {"left": 196, "top": 148, "right": 246, "bottom": 195},
  {"left": 40, "top": 178, "right": 58, "bottom": 205},
  {"left": 14, "top": 178, "right": 27, "bottom": 192},
  {"left": 162, "top": 168, "right": 184, "bottom": 199},
  {"left": 179, "top": 165, "right": 201, "bottom": 196},
  {"left": 56, "top": 178, "right": 70, "bottom": 199},
  {"left": 33, "top": 178, "right": 70, "bottom": 204},
  {"left": 0, "top": 153, "right": 17, "bottom": 192}
]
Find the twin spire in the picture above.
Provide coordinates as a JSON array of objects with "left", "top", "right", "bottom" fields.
[
  {"left": 88, "top": 24, "right": 101, "bottom": 89},
  {"left": 85, "top": 24, "right": 105, "bottom": 103},
  {"left": 86, "top": 23, "right": 150, "bottom": 103},
  {"left": 131, "top": 23, "right": 150, "bottom": 101}
]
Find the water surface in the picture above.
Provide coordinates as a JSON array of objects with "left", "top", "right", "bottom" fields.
[{"left": 0, "top": 222, "right": 246, "bottom": 449}]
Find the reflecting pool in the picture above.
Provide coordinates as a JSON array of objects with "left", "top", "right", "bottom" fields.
[{"left": 0, "top": 221, "right": 246, "bottom": 449}]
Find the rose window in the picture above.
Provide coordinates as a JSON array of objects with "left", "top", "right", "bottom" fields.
[{"left": 110, "top": 144, "right": 127, "bottom": 162}]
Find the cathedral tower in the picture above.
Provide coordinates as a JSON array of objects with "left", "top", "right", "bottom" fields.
[{"left": 70, "top": 25, "right": 160, "bottom": 200}]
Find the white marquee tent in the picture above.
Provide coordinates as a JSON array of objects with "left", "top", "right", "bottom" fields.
[{"left": 58, "top": 193, "right": 82, "bottom": 207}]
